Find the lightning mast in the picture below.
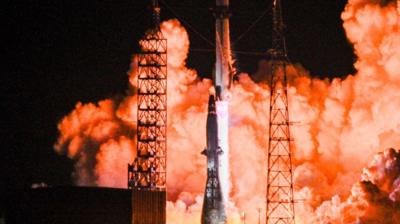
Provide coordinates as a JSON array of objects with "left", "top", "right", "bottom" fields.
[
  {"left": 266, "top": 0, "right": 295, "bottom": 223},
  {"left": 128, "top": 0, "right": 167, "bottom": 193}
]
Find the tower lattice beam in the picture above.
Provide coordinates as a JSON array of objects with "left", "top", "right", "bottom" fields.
[
  {"left": 128, "top": 0, "right": 167, "bottom": 192},
  {"left": 266, "top": 0, "right": 295, "bottom": 223}
]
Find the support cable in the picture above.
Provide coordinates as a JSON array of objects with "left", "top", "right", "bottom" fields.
[
  {"left": 232, "top": 6, "right": 271, "bottom": 46},
  {"left": 159, "top": 0, "right": 215, "bottom": 47}
]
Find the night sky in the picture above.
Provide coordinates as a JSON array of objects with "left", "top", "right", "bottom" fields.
[{"left": 4, "top": 0, "right": 355, "bottom": 196}]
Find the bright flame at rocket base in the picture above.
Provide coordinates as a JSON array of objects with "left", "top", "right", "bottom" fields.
[{"left": 54, "top": 0, "right": 400, "bottom": 223}]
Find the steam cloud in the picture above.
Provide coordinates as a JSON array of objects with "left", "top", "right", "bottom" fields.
[{"left": 54, "top": 0, "right": 400, "bottom": 223}]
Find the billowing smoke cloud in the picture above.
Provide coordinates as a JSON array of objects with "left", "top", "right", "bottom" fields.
[
  {"left": 54, "top": 0, "right": 400, "bottom": 223},
  {"left": 357, "top": 148, "right": 400, "bottom": 223},
  {"left": 54, "top": 99, "right": 135, "bottom": 186}
]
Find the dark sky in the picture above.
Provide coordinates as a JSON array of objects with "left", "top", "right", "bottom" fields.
[{"left": 3, "top": 0, "right": 354, "bottom": 193}]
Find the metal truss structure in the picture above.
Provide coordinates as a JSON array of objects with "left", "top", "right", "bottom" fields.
[
  {"left": 266, "top": 0, "right": 295, "bottom": 223},
  {"left": 128, "top": 0, "right": 167, "bottom": 192}
]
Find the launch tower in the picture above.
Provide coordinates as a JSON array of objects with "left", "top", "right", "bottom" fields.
[
  {"left": 128, "top": 0, "right": 167, "bottom": 223},
  {"left": 128, "top": 0, "right": 167, "bottom": 192},
  {"left": 266, "top": 0, "right": 295, "bottom": 223}
]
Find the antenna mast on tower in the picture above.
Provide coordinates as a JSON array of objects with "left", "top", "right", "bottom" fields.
[{"left": 266, "top": 0, "right": 295, "bottom": 223}]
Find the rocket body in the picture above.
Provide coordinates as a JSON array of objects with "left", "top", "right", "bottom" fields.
[
  {"left": 201, "top": 0, "right": 232, "bottom": 223},
  {"left": 201, "top": 95, "right": 226, "bottom": 224}
]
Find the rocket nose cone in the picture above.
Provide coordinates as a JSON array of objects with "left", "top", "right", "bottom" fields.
[{"left": 208, "top": 95, "right": 216, "bottom": 112}]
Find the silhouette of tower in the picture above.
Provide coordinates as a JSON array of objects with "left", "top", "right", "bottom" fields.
[
  {"left": 128, "top": 0, "right": 167, "bottom": 192},
  {"left": 127, "top": 1, "right": 167, "bottom": 223},
  {"left": 266, "top": 0, "right": 295, "bottom": 223}
]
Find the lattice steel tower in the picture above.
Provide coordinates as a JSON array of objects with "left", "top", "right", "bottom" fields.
[
  {"left": 266, "top": 0, "right": 295, "bottom": 223},
  {"left": 128, "top": 0, "right": 167, "bottom": 191}
]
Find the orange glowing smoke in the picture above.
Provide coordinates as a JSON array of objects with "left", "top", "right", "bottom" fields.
[{"left": 54, "top": 0, "right": 400, "bottom": 223}]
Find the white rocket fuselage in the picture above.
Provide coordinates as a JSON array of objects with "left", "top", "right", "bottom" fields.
[
  {"left": 215, "top": 101, "right": 229, "bottom": 204},
  {"left": 215, "top": 0, "right": 231, "bottom": 205}
]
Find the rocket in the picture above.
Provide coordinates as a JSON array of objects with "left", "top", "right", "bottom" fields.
[
  {"left": 201, "top": 0, "right": 232, "bottom": 223},
  {"left": 201, "top": 95, "right": 226, "bottom": 224}
]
